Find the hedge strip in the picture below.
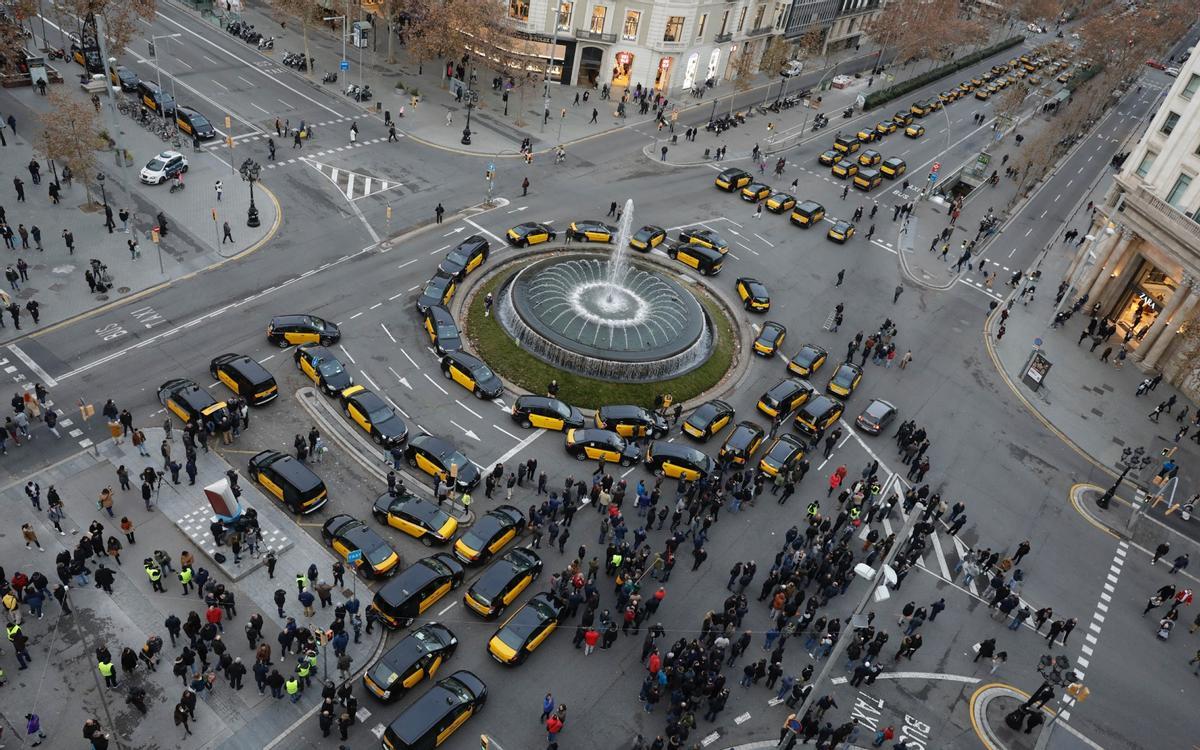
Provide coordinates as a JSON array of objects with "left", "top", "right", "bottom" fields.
[{"left": 864, "top": 36, "right": 1026, "bottom": 110}]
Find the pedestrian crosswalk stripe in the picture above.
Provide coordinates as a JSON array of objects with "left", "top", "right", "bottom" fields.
[{"left": 302, "top": 158, "right": 403, "bottom": 202}]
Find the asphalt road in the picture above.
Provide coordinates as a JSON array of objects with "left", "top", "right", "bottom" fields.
[{"left": 6, "top": 17, "right": 1196, "bottom": 750}]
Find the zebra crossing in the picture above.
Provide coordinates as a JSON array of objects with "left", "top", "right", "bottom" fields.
[{"left": 301, "top": 158, "right": 404, "bottom": 201}]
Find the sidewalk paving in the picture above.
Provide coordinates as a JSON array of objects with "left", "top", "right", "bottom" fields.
[
  {"left": 0, "top": 426, "right": 382, "bottom": 748},
  {"left": 0, "top": 82, "right": 278, "bottom": 345}
]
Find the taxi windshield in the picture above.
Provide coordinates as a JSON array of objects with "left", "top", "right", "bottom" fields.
[
  {"left": 317, "top": 359, "right": 344, "bottom": 376},
  {"left": 412, "top": 629, "right": 444, "bottom": 652}
]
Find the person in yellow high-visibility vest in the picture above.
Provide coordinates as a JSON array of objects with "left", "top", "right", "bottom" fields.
[
  {"left": 286, "top": 676, "right": 301, "bottom": 703},
  {"left": 99, "top": 659, "right": 118, "bottom": 688}
]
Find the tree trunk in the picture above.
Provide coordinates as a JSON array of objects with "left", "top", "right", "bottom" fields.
[
  {"left": 302, "top": 20, "right": 311, "bottom": 78},
  {"left": 385, "top": 0, "right": 395, "bottom": 64}
]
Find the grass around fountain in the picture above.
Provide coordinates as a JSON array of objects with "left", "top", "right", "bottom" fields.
[{"left": 466, "top": 272, "right": 737, "bottom": 408}]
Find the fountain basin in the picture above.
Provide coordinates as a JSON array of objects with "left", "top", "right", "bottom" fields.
[{"left": 496, "top": 253, "right": 714, "bottom": 382}]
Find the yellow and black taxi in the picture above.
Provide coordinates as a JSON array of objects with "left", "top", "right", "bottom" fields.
[
  {"left": 858, "top": 149, "right": 882, "bottom": 167},
  {"left": 630, "top": 225, "right": 667, "bottom": 251},
  {"left": 855, "top": 398, "right": 897, "bottom": 435},
  {"left": 740, "top": 182, "right": 772, "bottom": 202},
  {"left": 875, "top": 120, "right": 898, "bottom": 137},
  {"left": 109, "top": 64, "right": 139, "bottom": 92},
  {"left": 564, "top": 428, "right": 642, "bottom": 466},
  {"left": 757, "top": 377, "right": 812, "bottom": 419},
  {"left": 1056, "top": 71, "right": 1071, "bottom": 84},
  {"left": 176, "top": 106, "right": 216, "bottom": 140},
  {"left": 759, "top": 434, "right": 806, "bottom": 477},
  {"left": 453, "top": 505, "right": 525, "bottom": 566},
  {"left": 594, "top": 404, "right": 669, "bottom": 439},
  {"left": 381, "top": 670, "right": 486, "bottom": 750},
  {"left": 925, "top": 97, "right": 942, "bottom": 111},
  {"left": 828, "top": 220, "right": 855, "bottom": 243},
  {"left": 880, "top": 157, "right": 907, "bottom": 179},
  {"left": 753, "top": 321, "right": 787, "bottom": 356},
  {"left": 958, "top": 81, "right": 974, "bottom": 94},
  {"left": 826, "top": 361, "right": 864, "bottom": 399},
  {"left": 853, "top": 168, "right": 882, "bottom": 192},
  {"left": 790, "top": 200, "right": 826, "bottom": 228},
  {"left": 339, "top": 385, "right": 409, "bottom": 448},
  {"left": 248, "top": 449, "right": 328, "bottom": 513},
  {"left": 682, "top": 399, "right": 735, "bottom": 441},
  {"left": 735, "top": 277, "right": 771, "bottom": 312},
  {"left": 905, "top": 123, "right": 925, "bottom": 138},
  {"left": 787, "top": 343, "right": 828, "bottom": 376},
  {"left": 568, "top": 220, "right": 617, "bottom": 243},
  {"left": 294, "top": 344, "right": 353, "bottom": 396},
  {"left": 487, "top": 592, "right": 563, "bottom": 665},
  {"left": 510, "top": 395, "right": 585, "bottom": 431},
  {"left": 405, "top": 434, "right": 481, "bottom": 492},
  {"left": 422, "top": 305, "right": 463, "bottom": 356},
  {"left": 855, "top": 129, "right": 879, "bottom": 144},
  {"left": 464, "top": 547, "right": 543, "bottom": 619},
  {"left": 136, "top": 80, "right": 175, "bottom": 115},
  {"left": 372, "top": 490, "right": 459, "bottom": 546},
  {"left": 892, "top": 111, "right": 914, "bottom": 126},
  {"left": 267, "top": 314, "right": 340, "bottom": 347},
  {"left": 437, "top": 235, "right": 490, "bottom": 280},
  {"left": 831, "top": 159, "right": 858, "bottom": 179},
  {"left": 505, "top": 222, "right": 556, "bottom": 247},
  {"left": 415, "top": 273, "right": 458, "bottom": 315},
  {"left": 666, "top": 241, "right": 725, "bottom": 276},
  {"left": 1027, "top": 74, "right": 1042, "bottom": 85},
  {"left": 158, "top": 378, "right": 233, "bottom": 430},
  {"left": 715, "top": 167, "right": 753, "bottom": 191},
  {"left": 832, "top": 135, "right": 860, "bottom": 154},
  {"left": 209, "top": 353, "right": 278, "bottom": 406},
  {"left": 974, "top": 87, "right": 992, "bottom": 100},
  {"left": 322, "top": 514, "right": 401, "bottom": 578},
  {"left": 679, "top": 227, "right": 729, "bottom": 253},
  {"left": 441, "top": 351, "right": 503, "bottom": 400},
  {"left": 370, "top": 553, "right": 464, "bottom": 629},
  {"left": 644, "top": 441, "right": 715, "bottom": 481},
  {"left": 765, "top": 192, "right": 796, "bottom": 213},
  {"left": 938, "top": 90, "right": 957, "bottom": 104},
  {"left": 909, "top": 101, "right": 930, "bottom": 117},
  {"left": 793, "top": 395, "right": 844, "bottom": 439},
  {"left": 818, "top": 149, "right": 840, "bottom": 166},
  {"left": 718, "top": 421, "right": 766, "bottom": 466},
  {"left": 363, "top": 623, "right": 458, "bottom": 702}
]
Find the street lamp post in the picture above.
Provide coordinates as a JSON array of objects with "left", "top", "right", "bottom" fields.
[
  {"left": 96, "top": 172, "right": 108, "bottom": 209},
  {"left": 239, "top": 158, "right": 261, "bottom": 228},
  {"left": 324, "top": 16, "right": 347, "bottom": 77},
  {"left": 541, "top": 1, "right": 564, "bottom": 133},
  {"left": 1095, "top": 466, "right": 1130, "bottom": 509},
  {"left": 462, "top": 66, "right": 477, "bottom": 145},
  {"left": 149, "top": 33, "right": 182, "bottom": 124}
]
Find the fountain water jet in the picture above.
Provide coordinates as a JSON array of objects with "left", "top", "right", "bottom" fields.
[{"left": 496, "top": 200, "right": 715, "bottom": 382}]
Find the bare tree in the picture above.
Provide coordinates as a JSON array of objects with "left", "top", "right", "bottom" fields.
[
  {"left": 404, "top": 0, "right": 508, "bottom": 86},
  {"left": 38, "top": 90, "right": 100, "bottom": 204},
  {"left": 1013, "top": 0, "right": 1065, "bottom": 24},
  {"left": 731, "top": 44, "right": 757, "bottom": 92},
  {"left": 1077, "top": 0, "right": 1191, "bottom": 82},
  {"left": 866, "top": 0, "right": 985, "bottom": 69},
  {"left": 994, "top": 82, "right": 1028, "bottom": 119},
  {"left": 62, "top": 0, "right": 157, "bottom": 57},
  {"left": 268, "top": 0, "right": 320, "bottom": 78},
  {"left": 758, "top": 35, "right": 791, "bottom": 79}
]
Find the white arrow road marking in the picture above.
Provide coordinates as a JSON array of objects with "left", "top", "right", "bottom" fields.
[{"left": 449, "top": 420, "right": 481, "bottom": 441}]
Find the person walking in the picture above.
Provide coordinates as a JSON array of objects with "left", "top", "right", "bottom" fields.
[
  {"left": 435, "top": 203, "right": 445, "bottom": 224},
  {"left": 222, "top": 222, "right": 233, "bottom": 244},
  {"left": 1170, "top": 554, "right": 1191, "bottom": 574},
  {"left": 214, "top": 180, "right": 223, "bottom": 202}
]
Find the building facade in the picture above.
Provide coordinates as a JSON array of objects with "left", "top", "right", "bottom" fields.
[
  {"left": 498, "top": 0, "right": 880, "bottom": 96},
  {"left": 1063, "top": 55, "right": 1200, "bottom": 394}
]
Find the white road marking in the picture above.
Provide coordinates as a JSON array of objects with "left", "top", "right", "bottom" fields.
[
  {"left": 437, "top": 602, "right": 457, "bottom": 615},
  {"left": 359, "top": 369, "right": 379, "bottom": 389},
  {"left": 237, "top": 75, "right": 256, "bottom": 87},
  {"left": 423, "top": 373, "right": 448, "bottom": 395},
  {"left": 493, "top": 424, "right": 520, "bottom": 440},
  {"left": 252, "top": 103, "right": 270, "bottom": 114},
  {"left": 456, "top": 400, "right": 483, "bottom": 419},
  {"left": 380, "top": 323, "right": 396, "bottom": 343},
  {"left": 338, "top": 344, "right": 357, "bottom": 365},
  {"left": 464, "top": 218, "right": 506, "bottom": 244},
  {"left": 8, "top": 345, "right": 56, "bottom": 387},
  {"left": 486, "top": 428, "right": 547, "bottom": 473},
  {"left": 399, "top": 348, "right": 418, "bottom": 368}
]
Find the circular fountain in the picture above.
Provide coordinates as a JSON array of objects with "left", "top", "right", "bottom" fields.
[{"left": 496, "top": 200, "right": 715, "bottom": 382}]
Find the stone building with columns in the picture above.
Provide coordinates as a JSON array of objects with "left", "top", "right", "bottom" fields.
[{"left": 1063, "top": 54, "right": 1200, "bottom": 396}]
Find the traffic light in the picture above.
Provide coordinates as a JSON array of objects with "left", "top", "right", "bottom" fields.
[
  {"left": 480, "top": 735, "right": 489, "bottom": 750},
  {"left": 1066, "top": 683, "right": 1090, "bottom": 702},
  {"left": 151, "top": 226, "right": 160, "bottom": 244}
]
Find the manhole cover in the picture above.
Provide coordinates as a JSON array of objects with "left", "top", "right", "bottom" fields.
[
  {"left": 117, "top": 286, "right": 131, "bottom": 293},
  {"left": 96, "top": 294, "right": 110, "bottom": 301}
]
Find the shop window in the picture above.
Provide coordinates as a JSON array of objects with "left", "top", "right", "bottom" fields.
[
  {"left": 590, "top": 5, "right": 607, "bottom": 33},
  {"left": 1161, "top": 110, "right": 1180, "bottom": 136},
  {"left": 623, "top": 10, "right": 640, "bottom": 41},
  {"left": 1135, "top": 150, "right": 1156, "bottom": 177},
  {"left": 696, "top": 14, "right": 707, "bottom": 39},
  {"left": 1166, "top": 173, "right": 1193, "bottom": 208},
  {"left": 557, "top": 2, "right": 572, "bottom": 31},
  {"left": 664, "top": 16, "right": 684, "bottom": 42},
  {"left": 508, "top": 0, "right": 529, "bottom": 22}
]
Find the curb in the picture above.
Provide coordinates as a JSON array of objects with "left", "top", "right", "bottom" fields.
[
  {"left": 968, "top": 683, "right": 1058, "bottom": 750},
  {"left": 450, "top": 244, "right": 752, "bottom": 415},
  {"left": 294, "top": 387, "right": 475, "bottom": 524}
]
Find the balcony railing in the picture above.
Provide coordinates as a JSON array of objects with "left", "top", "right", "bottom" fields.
[
  {"left": 746, "top": 26, "right": 774, "bottom": 37},
  {"left": 654, "top": 39, "right": 688, "bottom": 51},
  {"left": 1120, "top": 175, "right": 1200, "bottom": 251},
  {"left": 714, "top": 31, "right": 733, "bottom": 43},
  {"left": 575, "top": 28, "right": 617, "bottom": 43}
]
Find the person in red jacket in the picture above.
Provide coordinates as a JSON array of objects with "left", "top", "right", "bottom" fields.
[
  {"left": 647, "top": 650, "right": 660, "bottom": 675},
  {"left": 583, "top": 627, "right": 599, "bottom": 655},
  {"left": 205, "top": 605, "right": 224, "bottom": 633},
  {"left": 545, "top": 714, "right": 563, "bottom": 744}
]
